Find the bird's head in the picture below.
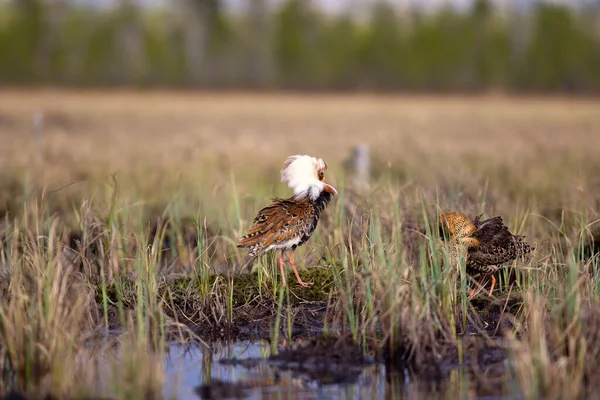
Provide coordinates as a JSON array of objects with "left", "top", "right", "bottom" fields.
[
  {"left": 438, "top": 211, "right": 477, "bottom": 241},
  {"left": 280, "top": 155, "right": 338, "bottom": 201}
]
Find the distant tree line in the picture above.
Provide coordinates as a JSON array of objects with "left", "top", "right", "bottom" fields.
[{"left": 1, "top": 0, "right": 600, "bottom": 93}]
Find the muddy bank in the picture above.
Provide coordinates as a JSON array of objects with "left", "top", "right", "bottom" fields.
[{"left": 97, "top": 268, "right": 339, "bottom": 341}]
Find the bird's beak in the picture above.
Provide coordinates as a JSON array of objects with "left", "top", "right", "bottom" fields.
[{"left": 323, "top": 179, "right": 338, "bottom": 196}]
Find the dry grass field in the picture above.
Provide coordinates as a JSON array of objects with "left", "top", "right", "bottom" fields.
[
  {"left": 2, "top": 91, "right": 599, "bottom": 226},
  {"left": 1, "top": 90, "right": 600, "bottom": 399}
]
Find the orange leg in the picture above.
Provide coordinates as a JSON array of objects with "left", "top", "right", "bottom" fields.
[
  {"left": 290, "top": 250, "right": 313, "bottom": 287},
  {"left": 468, "top": 275, "right": 487, "bottom": 300},
  {"left": 488, "top": 275, "right": 497, "bottom": 296},
  {"left": 278, "top": 251, "right": 287, "bottom": 287}
]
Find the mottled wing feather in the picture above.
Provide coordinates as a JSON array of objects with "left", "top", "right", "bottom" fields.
[
  {"left": 472, "top": 217, "right": 507, "bottom": 244},
  {"left": 468, "top": 216, "right": 532, "bottom": 270},
  {"left": 237, "top": 197, "right": 313, "bottom": 254},
  {"left": 468, "top": 244, "right": 516, "bottom": 270}
]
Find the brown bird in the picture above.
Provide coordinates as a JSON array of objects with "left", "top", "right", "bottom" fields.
[
  {"left": 438, "top": 211, "right": 533, "bottom": 299},
  {"left": 238, "top": 155, "right": 338, "bottom": 287}
]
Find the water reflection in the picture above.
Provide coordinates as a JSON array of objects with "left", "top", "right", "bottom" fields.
[
  {"left": 163, "top": 341, "right": 513, "bottom": 400},
  {"left": 163, "top": 340, "right": 386, "bottom": 400}
]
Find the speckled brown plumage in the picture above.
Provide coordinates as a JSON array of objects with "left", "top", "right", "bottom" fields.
[
  {"left": 468, "top": 215, "right": 533, "bottom": 273},
  {"left": 238, "top": 192, "right": 333, "bottom": 258},
  {"left": 439, "top": 211, "right": 533, "bottom": 298}
]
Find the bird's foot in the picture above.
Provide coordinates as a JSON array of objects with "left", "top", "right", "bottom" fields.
[{"left": 296, "top": 279, "right": 313, "bottom": 288}]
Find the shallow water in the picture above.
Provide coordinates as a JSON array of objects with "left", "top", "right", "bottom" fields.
[
  {"left": 163, "top": 340, "right": 387, "bottom": 400},
  {"left": 161, "top": 340, "right": 510, "bottom": 400}
]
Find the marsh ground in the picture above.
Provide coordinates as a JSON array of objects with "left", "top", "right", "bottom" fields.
[{"left": 0, "top": 90, "right": 599, "bottom": 399}]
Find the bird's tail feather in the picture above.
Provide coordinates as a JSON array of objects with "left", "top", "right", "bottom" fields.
[{"left": 515, "top": 235, "right": 534, "bottom": 262}]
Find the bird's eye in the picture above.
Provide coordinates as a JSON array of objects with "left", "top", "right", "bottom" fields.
[{"left": 318, "top": 171, "right": 324, "bottom": 180}]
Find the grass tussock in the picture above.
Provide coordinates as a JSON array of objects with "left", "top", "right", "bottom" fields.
[{"left": 0, "top": 91, "right": 599, "bottom": 397}]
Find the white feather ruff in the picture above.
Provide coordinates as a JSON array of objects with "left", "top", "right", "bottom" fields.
[{"left": 280, "top": 155, "right": 327, "bottom": 200}]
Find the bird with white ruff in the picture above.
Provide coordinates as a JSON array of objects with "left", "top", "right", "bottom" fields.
[{"left": 237, "top": 155, "right": 338, "bottom": 287}]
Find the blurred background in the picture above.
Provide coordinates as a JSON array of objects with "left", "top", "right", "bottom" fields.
[{"left": 1, "top": 0, "right": 600, "bottom": 92}]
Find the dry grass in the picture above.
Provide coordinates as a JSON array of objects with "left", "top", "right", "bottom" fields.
[{"left": 1, "top": 90, "right": 600, "bottom": 398}]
